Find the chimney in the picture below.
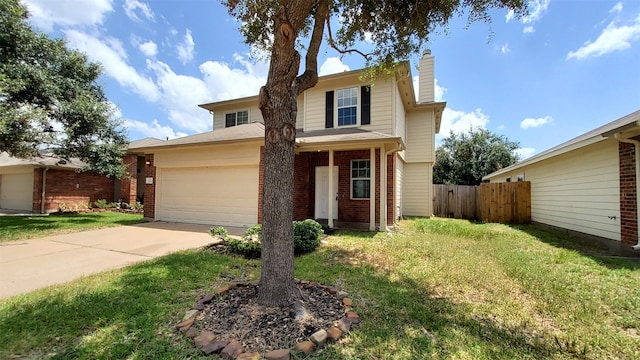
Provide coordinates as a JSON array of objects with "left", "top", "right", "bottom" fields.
[{"left": 418, "top": 50, "right": 435, "bottom": 103}]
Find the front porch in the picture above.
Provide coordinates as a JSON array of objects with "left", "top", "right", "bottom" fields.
[{"left": 258, "top": 129, "right": 404, "bottom": 231}]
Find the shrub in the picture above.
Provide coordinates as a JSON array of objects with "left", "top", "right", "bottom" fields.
[
  {"left": 209, "top": 226, "right": 229, "bottom": 241},
  {"left": 293, "top": 219, "right": 323, "bottom": 254},
  {"left": 134, "top": 202, "right": 144, "bottom": 211},
  {"left": 94, "top": 199, "right": 109, "bottom": 209}
]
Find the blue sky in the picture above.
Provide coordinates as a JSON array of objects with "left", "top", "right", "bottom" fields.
[{"left": 21, "top": 0, "right": 640, "bottom": 159}]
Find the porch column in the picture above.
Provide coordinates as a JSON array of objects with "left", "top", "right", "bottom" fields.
[
  {"left": 369, "top": 147, "right": 376, "bottom": 231},
  {"left": 328, "top": 149, "right": 335, "bottom": 228},
  {"left": 380, "top": 146, "right": 387, "bottom": 231}
]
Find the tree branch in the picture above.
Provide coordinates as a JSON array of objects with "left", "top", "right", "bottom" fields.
[
  {"left": 295, "top": 0, "right": 329, "bottom": 95},
  {"left": 326, "top": 15, "right": 372, "bottom": 60}
]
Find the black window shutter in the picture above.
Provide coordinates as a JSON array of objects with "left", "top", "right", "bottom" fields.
[
  {"left": 325, "top": 91, "right": 334, "bottom": 128},
  {"left": 361, "top": 86, "right": 371, "bottom": 125}
]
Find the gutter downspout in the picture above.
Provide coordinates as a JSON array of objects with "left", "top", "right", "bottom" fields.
[
  {"left": 614, "top": 133, "right": 640, "bottom": 250},
  {"left": 41, "top": 167, "right": 49, "bottom": 214}
]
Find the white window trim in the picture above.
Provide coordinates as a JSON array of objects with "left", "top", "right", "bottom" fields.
[
  {"left": 350, "top": 159, "right": 371, "bottom": 200},
  {"left": 225, "top": 109, "right": 250, "bottom": 127},
  {"left": 335, "top": 87, "right": 360, "bottom": 128}
]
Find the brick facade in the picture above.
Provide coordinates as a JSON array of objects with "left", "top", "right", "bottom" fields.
[
  {"left": 143, "top": 154, "right": 156, "bottom": 219},
  {"left": 619, "top": 141, "right": 638, "bottom": 245},
  {"left": 120, "top": 154, "right": 138, "bottom": 205},
  {"left": 32, "top": 168, "right": 115, "bottom": 212},
  {"left": 258, "top": 147, "right": 396, "bottom": 227}
]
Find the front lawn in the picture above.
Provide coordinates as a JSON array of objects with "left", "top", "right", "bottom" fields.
[
  {"left": 0, "top": 218, "right": 638, "bottom": 359},
  {"left": 0, "top": 212, "right": 144, "bottom": 243}
]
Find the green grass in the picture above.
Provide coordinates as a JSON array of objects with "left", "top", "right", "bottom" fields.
[
  {"left": 0, "top": 212, "right": 144, "bottom": 243},
  {"left": 1, "top": 218, "right": 638, "bottom": 359}
]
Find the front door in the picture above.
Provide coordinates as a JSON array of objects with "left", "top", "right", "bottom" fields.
[{"left": 315, "top": 166, "right": 338, "bottom": 219}]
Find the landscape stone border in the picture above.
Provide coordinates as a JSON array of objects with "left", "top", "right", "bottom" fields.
[{"left": 175, "top": 279, "right": 360, "bottom": 359}]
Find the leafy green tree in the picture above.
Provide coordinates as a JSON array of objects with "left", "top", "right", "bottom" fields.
[
  {"left": 434, "top": 128, "right": 520, "bottom": 185},
  {"left": 224, "top": 0, "right": 527, "bottom": 306},
  {"left": 0, "top": 0, "right": 126, "bottom": 178}
]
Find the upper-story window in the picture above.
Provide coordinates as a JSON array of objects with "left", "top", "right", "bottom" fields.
[
  {"left": 225, "top": 110, "right": 249, "bottom": 127},
  {"left": 337, "top": 87, "right": 358, "bottom": 126},
  {"left": 325, "top": 86, "right": 370, "bottom": 129}
]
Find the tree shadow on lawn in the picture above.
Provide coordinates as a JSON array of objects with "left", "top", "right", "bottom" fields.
[
  {"left": 509, "top": 224, "right": 640, "bottom": 271},
  {"left": 0, "top": 251, "right": 241, "bottom": 359},
  {"left": 296, "top": 247, "right": 565, "bottom": 359},
  {"left": 0, "top": 213, "right": 142, "bottom": 234}
]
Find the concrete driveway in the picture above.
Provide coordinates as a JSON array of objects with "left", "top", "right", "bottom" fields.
[{"left": 0, "top": 222, "right": 245, "bottom": 299}]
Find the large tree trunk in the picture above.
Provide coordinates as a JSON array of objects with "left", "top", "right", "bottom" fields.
[{"left": 257, "top": 2, "right": 328, "bottom": 307}]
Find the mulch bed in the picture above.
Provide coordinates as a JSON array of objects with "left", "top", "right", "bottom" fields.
[{"left": 193, "top": 281, "right": 346, "bottom": 354}]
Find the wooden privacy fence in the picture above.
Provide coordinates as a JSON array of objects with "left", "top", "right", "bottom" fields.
[
  {"left": 433, "top": 182, "right": 531, "bottom": 224},
  {"left": 433, "top": 184, "right": 478, "bottom": 220}
]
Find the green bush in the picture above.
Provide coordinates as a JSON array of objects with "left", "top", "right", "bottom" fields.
[
  {"left": 219, "top": 221, "right": 322, "bottom": 258},
  {"left": 293, "top": 219, "right": 323, "bottom": 254},
  {"left": 209, "top": 226, "right": 229, "bottom": 240},
  {"left": 94, "top": 199, "right": 109, "bottom": 209}
]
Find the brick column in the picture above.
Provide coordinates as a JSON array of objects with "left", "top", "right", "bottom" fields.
[
  {"left": 619, "top": 142, "right": 638, "bottom": 245},
  {"left": 144, "top": 154, "right": 156, "bottom": 220},
  {"left": 120, "top": 154, "right": 138, "bottom": 205}
]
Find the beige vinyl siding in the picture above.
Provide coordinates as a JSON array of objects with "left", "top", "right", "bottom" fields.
[
  {"left": 418, "top": 55, "right": 434, "bottom": 103},
  {"left": 403, "top": 162, "right": 433, "bottom": 216},
  {"left": 154, "top": 143, "right": 260, "bottom": 168},
  {"left": 302, "top": 75, "right": 393, "bottom": 134},
  {"left": 405, "top": 111, "right": 435, "bottom": 162},
  {"left": 489, "top": 139, "right": 621, "bottom": 241},
  {"left": 213, "top": 105, "right": 262, "bottom": 129},
  {"left": 395, "top": 155, "right": 404, "bottom": 220},
  {"left": 156, "top": 165, "right": 258, "bottom": 227},
  {"left": 0, "top": 168, "right": 34, "bottom": 211},
  {"left": 395, "top": 85, "right": 406, "bottom": 140}
]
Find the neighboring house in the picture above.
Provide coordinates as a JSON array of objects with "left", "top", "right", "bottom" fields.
[
  {"left": 483, "top": 109, "right": 640, "bottom": 253},
  {"left": 128, "top": 51, "right": 445, "bottom": 230},
  {"left": 0, "top": 152, "right": 114, "bottom": 213},
  {"left": 0, "top": 138, "right": 166, "bottom": 213}
]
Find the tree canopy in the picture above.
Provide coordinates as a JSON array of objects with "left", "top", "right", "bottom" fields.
[
  {"left": 434, "top": 128, "right": 520, "bottom": 185},
  {"left": 224, "top": 0, "right": 528, "bottom": 306},
  {"left": 0, "top": 0, "right": 127, "bottom": 178}
]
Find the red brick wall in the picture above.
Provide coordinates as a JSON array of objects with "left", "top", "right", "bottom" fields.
[
  {"left": 258, "top": 148, "right": 396, "bottom": 227},
  {"left": 32, "top": 168, "right": 115, "bottom": 212},
  {"left": 144, "top": 154, "right": 156, "bottom": 219},
  {"left": 120, "top": 154, "right": 138, "bottom": 205},
  {"left": 619, "top": 141, "right": 638, "bottom": 245}
]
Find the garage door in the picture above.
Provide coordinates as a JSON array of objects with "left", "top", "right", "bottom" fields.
[
  {"left": 0, "top": 172, "right": 34, "bottom": 211},
  {"left": 157, "top": 166, "right": 259, "bottom": 227}
]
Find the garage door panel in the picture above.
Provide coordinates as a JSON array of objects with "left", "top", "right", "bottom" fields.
[
  {"left": 157, "top": 166, "right": 258, "bottom": 227},
  {"left": 0, "top": 172, "right": 34, "bottom": 211}
]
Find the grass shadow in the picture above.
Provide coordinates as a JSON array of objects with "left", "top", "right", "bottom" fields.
[{"left": 510, "top": 223, "right": 640, "bottom": 271}]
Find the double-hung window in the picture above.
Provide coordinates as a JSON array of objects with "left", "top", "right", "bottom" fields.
[
  {"left": 351, "top": 159, "right": 370, "bottom": 199},
  {"left": 337, "top": 87, "right": 358, "bottom": 126},
  {"left": 225, "top": 110, "right": 249, "bottom": 127}
]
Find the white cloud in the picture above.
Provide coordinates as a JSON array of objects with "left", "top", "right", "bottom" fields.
[
  {"left": 438, "top": 108, "right": 490, "bottom": 139},
  {"left": 506, "top": 0, "right": 550, "bottom": 33},
  {"left": 523, "top": 26, "right": 536, "bottom": 33},
  {"left": 497, "top": 124, "right": 506, "bottom": 131},
  {"left": 139, "top": 40, "right": 158, "bottom": 57},
  {"left": 123, "top": 0, "right": 154, "bottom": 22},
  {"left": 515, "top": 147, "right": 536, "bottom": 159},
  {"left": 22, "top": 0, "right": 113, "bottom": 31},
  {"left": 176, "top": 29, "right": 195, "bottom": 64},
  {"left": 64, "top": 30, "right": 160, "bottom": 102},
  {"left": 147, "top": 60, "right": 212, "bottom": 132},
  {"left": 520, "top": 115, "right": 552, "bottom": 129},
  {"left": 501, "top": 43, "right": 511, "bottom": 54},
  {"left": 567, "top": 16, "right": 640, "bottom": 60},
  {"left": 319, "top": 57, "right": 350, "bottom": 76},
  {"left": 199, "top": 55, "right": 269, "bottom": 105},
  {"left": 610, "top": 2, "right": 623, "bottom": 14},
  {"left": 125, "top": 119, "right": 186, "bottom": 140}
]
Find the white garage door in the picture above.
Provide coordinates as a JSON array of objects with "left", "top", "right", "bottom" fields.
[
  {"left": 0, "top": 172, "right": 34, "bottom": 211},
  {"left": 157, "top": 166, "right": 259, "bottom": 227}
]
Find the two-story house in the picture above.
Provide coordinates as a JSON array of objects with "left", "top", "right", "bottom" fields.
[{"left": 127, "top": 51, "right": 445, "bottom": 230}]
